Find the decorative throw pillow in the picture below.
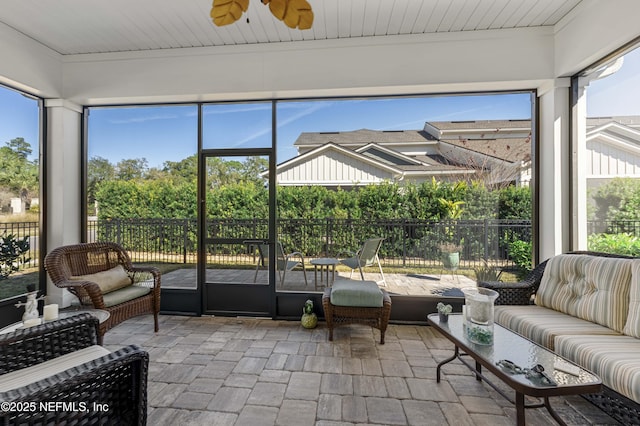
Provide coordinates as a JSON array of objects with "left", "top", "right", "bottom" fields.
[
  {"left": 70, "top": 265, "right": 132, "bottom": 294},
  {"left": 623, "top": 260, "right": 640, "bottom": 337},
  {"left": 536, "top": 254, "right": 632, "bottom": 332}
]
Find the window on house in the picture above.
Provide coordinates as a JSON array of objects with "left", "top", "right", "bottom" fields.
[
  {"left": 86, "top": 105, "right": 198, "bottom": 288},
  {"left": 275, "top": 93, "right": 534, "bottom": 295},
  {"left": 0, "top": 85, "right": 41, "bottom": 302},
  {"left": 572, "top": 42, "right": 640, "bottom": 255}
]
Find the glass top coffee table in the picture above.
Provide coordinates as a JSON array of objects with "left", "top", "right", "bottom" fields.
[{"left": 427, "top": 313, "right": 601, "bottom": 426}]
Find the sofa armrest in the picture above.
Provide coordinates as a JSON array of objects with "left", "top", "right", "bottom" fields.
[
  {"left": 0, "top": 345, "right": 148, "bottom": 426},
  {"left": 478, "top": 259, "right": 549, "bottom": 305},
  {"left": 0, "top": 314, "right": 99, "bottom": 374}
]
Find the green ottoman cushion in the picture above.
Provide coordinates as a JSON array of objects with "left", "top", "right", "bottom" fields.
[{"left": 330, "top": 279, "right": 383, "bottom": 307}]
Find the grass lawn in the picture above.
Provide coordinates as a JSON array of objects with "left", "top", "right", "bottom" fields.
[{"left": 0, "top": 269, "right": 39, "bottom": 301}]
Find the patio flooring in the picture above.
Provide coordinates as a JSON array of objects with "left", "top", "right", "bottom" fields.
[
  {"left": 162, "top": 269, "right": 476, "bottom": 296},
  {"left": 104, "top": 315, "right": 621, "bottom": 425}
]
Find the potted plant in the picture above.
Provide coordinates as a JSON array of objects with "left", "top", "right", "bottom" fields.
[
  {"left": 438, "top": 195, "right": 465, "bottom": 271},
  {"left": 301, "top": 299, "right": 318, "bottom": 329},
  {"left": 438, "top": 242, "right": 462, "bottom": 271},
  {"left": 436, "top": 302, "right": 452, "bottom": 323}
]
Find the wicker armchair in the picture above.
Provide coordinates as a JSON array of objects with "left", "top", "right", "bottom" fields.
[
  {"left": 477, "top": 259, "right": 549, "bottom": 305},
  {"left": 45, "top": 242, "right": 161, "bottom": 333},
  {"left": 0, "top": 314, "right": 148, "bottom": 425}
]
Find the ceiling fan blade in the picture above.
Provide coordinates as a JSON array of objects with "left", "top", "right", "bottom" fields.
[
  {"left": 263, "top": 0, "right": 313, "bottom": 30},
  {"left": 211, "top": 0, "right": 250, "bottom": 26}
]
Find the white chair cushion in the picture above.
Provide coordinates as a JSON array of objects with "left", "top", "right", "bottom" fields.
[{"left": 0, "top": 345, "right": 110, "bottom": 392}]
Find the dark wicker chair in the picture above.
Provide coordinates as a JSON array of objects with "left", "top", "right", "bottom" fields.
[
  {"left": 477, "top": 259, "right": 549, "bottom": 305},
  {"left": 45, "top": 242, "right": 161, "bottom": 333},
  {"left": 478, "top": 251, "right": 640, "bottom": 424},
  {"left": 322, "top": 288, "right": 392, "bottom": 344},
  {"left": 0, "top": 314, "right": 148, "bottom": 425}
]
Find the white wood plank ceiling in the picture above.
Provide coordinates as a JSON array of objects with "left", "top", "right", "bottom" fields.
[{"left": 0, "top": 0, "right": 582, "bottom": 55}]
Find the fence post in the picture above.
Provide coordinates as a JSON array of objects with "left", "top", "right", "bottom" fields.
[
  {"left": 402, "top": 219, "right": 406, "bottom": 267},
  {"left": 183, "top": 219, "right": 188, "bottom": 264},
  {"left": 325, "top": 218, "right": 330, "bottom": 257},
  {"left": 483, "top": 219, "right": 489, "bottom": 261}
]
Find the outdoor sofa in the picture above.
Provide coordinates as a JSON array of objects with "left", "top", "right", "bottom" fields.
[
  {"left": 0, "top": 313, "right": 148, "bottom": 425},
  {"left": 479, "top": 251, "right": 640, "bottom": 425}
]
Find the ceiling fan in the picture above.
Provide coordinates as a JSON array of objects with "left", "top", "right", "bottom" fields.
[{"left": 211, "top": 0, "right": 314, "bottom": 30}]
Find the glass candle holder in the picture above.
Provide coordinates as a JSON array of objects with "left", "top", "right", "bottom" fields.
[{"left": 461, "top": 287, "right": 499, "bottom": 345}]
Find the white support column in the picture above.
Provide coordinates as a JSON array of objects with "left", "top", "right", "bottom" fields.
[
  {"left": 45, "top": 99, "right": 83, "bottom": 307},
  {"left": 538, "top": 79, "right": 571, "bottom": 261},
  {"left": 572, "top": 82, "right": 588, "bottom": 250}
]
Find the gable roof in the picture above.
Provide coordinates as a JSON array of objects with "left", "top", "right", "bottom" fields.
[
  {"left": 440, "top": 137, "right": 532, "bottom": 163},
  {"left": 355, "top": 143, "right": 425, "bottom": 167},
  {"left": 586, "top": 121, "right": 640, "bottom": 154},
  {"left": 272, "top": 141, "right": 472, "bottom": 185},
  {"left": 294, "top": 120, "right": 533, "bottom": 165},
  {"left": 275, "top": 142, "right": 403, "bottom": 176},
  {"left": 293, "top": 129, "right": 436, "bottom": 148}
]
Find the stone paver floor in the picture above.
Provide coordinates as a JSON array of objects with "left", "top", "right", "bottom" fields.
[
  {"left": 162, "top": 268, "right": 476, "bottom": 296},
  {"left": 104, "top": 315, "right": 620, "bottom": 425}
]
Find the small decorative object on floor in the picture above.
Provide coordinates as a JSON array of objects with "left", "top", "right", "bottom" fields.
[
  {"left": 436, "top": 302, "right": 452, "bottom": 323},
  {"left": 301, "top": 299, "right": 318, "bottom": 329}
]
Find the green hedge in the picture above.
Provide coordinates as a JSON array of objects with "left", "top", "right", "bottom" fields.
[{"left": 96, "top": 179, "right": 532, "bottom": 223}]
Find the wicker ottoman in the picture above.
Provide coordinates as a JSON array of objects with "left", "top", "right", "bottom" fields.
[{"left": 322, "top": 280, "right": 392, "bottom": 344}]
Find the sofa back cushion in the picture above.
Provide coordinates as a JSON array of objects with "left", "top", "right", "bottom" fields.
[
  {"left": 70, "top": 264, "right": 132, "bottom": 294},
  {"left": 536, "top": 254, "right": 632, "bottom": 332},
  {"left": 623, "top": 260, "right": 640, "bottom": 337}
]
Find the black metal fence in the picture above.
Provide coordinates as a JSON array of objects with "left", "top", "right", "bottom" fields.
[
  {"left": 8, "top": 218, "right": 640, "bottom": 271},
  {"left": 587, "top": 220, "right": 640, "bottom": 236},
  {"left": 89, "top": 218, "right": 532, "bottom": 269}
]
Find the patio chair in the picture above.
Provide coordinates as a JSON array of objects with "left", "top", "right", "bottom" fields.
[
  {"left": 0, "top": 314, "right": 148, "bottom": 425},
  {"left": 338, "top": 237, "right": 386, "bottom": 286},
  {"left": 44, "top": 242, "right": 161, "bottom": 333},
  {"left": 253, "top": 241, "right": 308, "bottom": 287}
]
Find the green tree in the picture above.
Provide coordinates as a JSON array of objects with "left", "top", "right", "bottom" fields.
[
  {"left": 0, "top": 138, "right": 38, "bottom": 203},
  {"left": 116, "top": 158, "right": 148, "bottom": 180},
  {"left": 591, "top": 177, "right": 640, "bottom": 222},
  {"left": 88, "top": 156, "right": 116, "bottom": 209},
  {"left": 163, "top": 155, "right": 198, "bottom": 183},
  {"left": 7, "top": 137, "right": 32, "bottom": 159}
]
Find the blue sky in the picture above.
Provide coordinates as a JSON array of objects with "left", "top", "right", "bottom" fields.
[
  {"left": 0, "top": 89, "right": 39, "bottom": 160},
  {"left": 1, "top": 44, "right": 640, "bottom": 168},
  {"left": 86, "top": 93, "right": 533, "bottom": 168}
]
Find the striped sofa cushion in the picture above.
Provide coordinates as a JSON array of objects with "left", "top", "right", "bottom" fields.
[
  {"left": 494, "top": 305, "right": 621, "bottom": 350},
  {"left": 623, "top": 260, "right": 640, "bottom": 337},
  {"left": 555, "top": 334, "right": 640, "bottom": 404},
  {"left": 536, "top": 255, "right": 633, "bottom": 332}
]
